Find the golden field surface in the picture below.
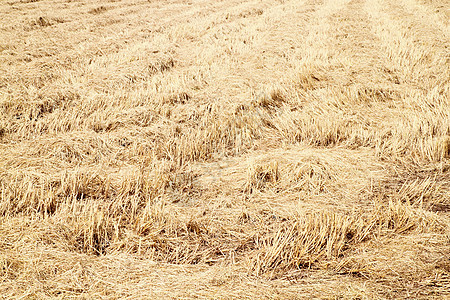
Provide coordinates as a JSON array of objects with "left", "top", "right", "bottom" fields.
[{"left": 0, "top": 0, "right": 449, "bottom": 298}]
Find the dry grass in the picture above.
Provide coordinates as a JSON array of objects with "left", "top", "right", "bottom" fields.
[{"left": 0, "top": 0, "right": 449, "bottom": 298}]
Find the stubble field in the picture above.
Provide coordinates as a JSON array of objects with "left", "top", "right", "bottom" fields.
[{"left": 0, "top": 0, "right": 449, "bottom": 298}]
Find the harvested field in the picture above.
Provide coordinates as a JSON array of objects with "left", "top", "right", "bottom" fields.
[{"left": 0, "top": 0, "right": 449, "bottom": 298}]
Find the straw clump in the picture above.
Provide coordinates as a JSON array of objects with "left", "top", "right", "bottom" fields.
[{"left": 0, "top": 0, "right": 449, "bottom": 298}]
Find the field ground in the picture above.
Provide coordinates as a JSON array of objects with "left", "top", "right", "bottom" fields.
[{"left": 0, "top": 0, "right": 449, "bottom": 298}]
